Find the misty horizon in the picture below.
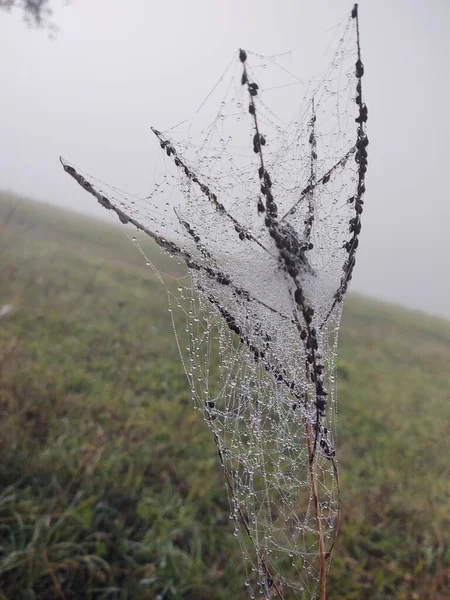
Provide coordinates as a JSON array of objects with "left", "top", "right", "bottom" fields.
[{"left": 1, "top": 0, "right": 449, "bottom": 319}]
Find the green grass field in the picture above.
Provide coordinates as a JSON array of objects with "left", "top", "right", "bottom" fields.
[{"left": 0, "top": 192, "right": 449, "bottom": 599}]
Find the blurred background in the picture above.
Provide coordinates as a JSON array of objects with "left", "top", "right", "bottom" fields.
[{"left": 0, "top": 2, "right": 449, "bottom": 599}]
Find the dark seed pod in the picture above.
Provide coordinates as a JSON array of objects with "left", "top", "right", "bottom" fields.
[
  {"left": 322, "top": 173, "right": 331, "bottom": 185},
  {"left": 241, "top": 72, "right": 248, "bottom": 86},
  {"left": 316, "top": 396, "right": 326, "bottom": 410},
  {"left": 249, "top": 103, "right": 255, "bottom": 115},
  {"left": 257, "top": 197, "right": 265, "bottom": 213},
  {"left": 351, "top": 4, "right": 358, "bottom": 18},
  {"left": 96, "top": 189, "right": 112, "bottom": 207},
  {"left": 349, "top": 216, "right": 361, "bottom": 234},
  {"left": 248, "top": 82, "right": 259, "bottom": 97},
  {"left": 239, "top": 49, "right": 247, "bottom": 63},
  {"left": 355, "top": 59, "right": 364, "bottom": 78},
  {"left": 355, "top": 110, "right": 368, "bottom": 124},
  {"left": 264, "top": 172, "right": 272, "bottom": 187},
  {"left": 217, "top": 274, "right": 230, "bottom": 286}
]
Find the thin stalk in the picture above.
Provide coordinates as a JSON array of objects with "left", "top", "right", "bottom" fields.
[
  {"left": 321, "top": 3, "right": 368, "bottom": 328},
  {"left": 305, "top": 416, "right": 327, "bottom": 600}
]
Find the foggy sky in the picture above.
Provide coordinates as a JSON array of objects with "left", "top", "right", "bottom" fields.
[{"left": 1, "top": 0, "right": 449, "bottom": 319}]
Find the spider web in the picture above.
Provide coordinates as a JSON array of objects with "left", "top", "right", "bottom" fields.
[{"left": 61, "top": 6, "right": 368, "bottom": 598}]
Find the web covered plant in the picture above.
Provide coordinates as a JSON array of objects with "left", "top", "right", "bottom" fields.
[{"left": 61, "top": 5, "right": 368, "bottom": 599}]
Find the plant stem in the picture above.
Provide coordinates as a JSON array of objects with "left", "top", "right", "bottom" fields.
[{"left": 304, "top": 371, "right": 328, "bottom": 600}]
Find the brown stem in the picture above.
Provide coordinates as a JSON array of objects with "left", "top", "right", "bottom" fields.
[{"left": 304, "top": 368, "right": 327, "bottom": 600}]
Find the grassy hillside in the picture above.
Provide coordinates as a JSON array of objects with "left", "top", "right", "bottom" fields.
[{"left": 0, "top": 192, "right": 449, "bottom": 599}]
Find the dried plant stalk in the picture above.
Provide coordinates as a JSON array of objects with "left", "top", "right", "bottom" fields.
[{"left": 60, "top": 5, "right": 368, "bottom": 597}]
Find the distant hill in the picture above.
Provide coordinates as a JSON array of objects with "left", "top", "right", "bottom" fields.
[{"left": 1, "top": 191, "right": 448, "bottom": 599}]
